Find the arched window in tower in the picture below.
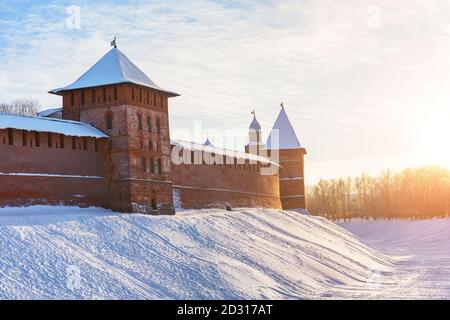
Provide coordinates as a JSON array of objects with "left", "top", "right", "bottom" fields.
[
  {"left": 156, "top": 119, "right": 161, "bottom": 134},
  {"left": 102, "top": 88, "right": 107, "bottom": 102},
  {"left": 113, "top": 87, "right": 118, "bottom": 101},
  {"left": 138, "top": 114, "right": 143, "bottom": 130},
  {"left": 141, "top": 158, "right": 147, "bottom": 173},
  {"left": 157, "top": 158, "right": 162, "bottom": 174},
  {"left": 150, "top": 158, "right": 155, "bottom": 174},
  {"left": 147, "top": 117, "right": 152, "bottom": 132},
  {"left": 106, "top": 114, "right": 113, "bottom": 130}
]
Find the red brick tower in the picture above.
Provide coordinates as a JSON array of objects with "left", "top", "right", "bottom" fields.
[
  {"left": 49, "top": 46, "right": 179, "bottom": 214},
  {"left": 265, "top": 104, "right": 307, "bottom": 209}
]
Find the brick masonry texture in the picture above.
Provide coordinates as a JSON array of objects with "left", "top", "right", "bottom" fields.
[{"left": 0, "top": 83, "right": 306, "bottom": 213}]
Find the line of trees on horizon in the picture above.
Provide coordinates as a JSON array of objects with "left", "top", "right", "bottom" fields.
[
  {"left": 306, "top": 166, "right": 450, "bottom": 221},
  {"left": 0, "top": 99, "right": 40, "bottom": 116}
]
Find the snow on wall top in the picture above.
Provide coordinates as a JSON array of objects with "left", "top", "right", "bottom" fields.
[
  {"left": 37, "top": 107, "right": 63, "bottom": 117},
  {"left": 171, "top": 140, "right": 279, "bottom": 166},
  {"left": 0, "top": 113, "right": 109, "bottom": 138},
  {"left": 265, "top": 107, "right": 302, "bottom": 150},
  {"left": 49, "top": 48, "right": 179, "bottom": 97}
]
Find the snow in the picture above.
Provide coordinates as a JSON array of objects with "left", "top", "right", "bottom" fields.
[
  {"left": 340, "top": 219, "right": 450, "bottom": 299},
  {"left": 0, "top": 113, "right": 109, "bottom": 139},
  {"left": 265, "top": 107, "right": 302, "bottom": 150},
  {"left": 0, "top": 205, "right": 448, "bottom": 299},
  {"left": 249, "top": 117, "right": 261, "bottom": 131},
  {"left": 171, "top": 140, "right": 279, "bottom": 166},
  {"left": 37, "top": 107, "right": 63, "bottom": 118},
  {"left": 49, "top": 48, "right": 179, "bottom": 97}
]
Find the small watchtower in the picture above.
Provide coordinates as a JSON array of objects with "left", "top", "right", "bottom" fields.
[{"left": 245, "top": 111, "right": 264, "bottom": 155}]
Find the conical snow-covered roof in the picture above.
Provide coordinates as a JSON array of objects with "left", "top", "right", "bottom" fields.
[
  {"left": 249, "top": 116, "right": 261, "bottom": 131},
  {"left": 49, "top": 47, "right": 179, "bottom": 96},
  {"left": 265, "top": 106, "right": 302, "bottom": 150}
]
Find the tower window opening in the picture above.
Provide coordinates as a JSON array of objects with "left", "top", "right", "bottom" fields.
[
  {"left": 150, "top": 158, "right": 155, "bottom": 174},
  {"left": 157, "top": 158, "right": 162, "bottom": 174},
  {"left": 106, "top": 115, "right": 113, "bottom": 130},
  {"left": 147, "top": 117, "right": 152, "bottom": 132},
  {"left": 138, "top": 114, "right": 143, "bottom": 130}
]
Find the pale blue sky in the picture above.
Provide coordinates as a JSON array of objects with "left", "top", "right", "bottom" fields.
[{"left": 0, "top": 0, "right": 449, "bottom": 184}]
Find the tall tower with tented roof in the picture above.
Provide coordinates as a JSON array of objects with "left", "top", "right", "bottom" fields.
[
  {"left": 49, "top": 46, "right": 179, "bottom": 214},
  {"left": 265, "top": 104, "right": 307, "bottom": 209}
]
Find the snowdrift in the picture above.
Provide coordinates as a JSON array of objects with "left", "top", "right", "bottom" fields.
[{"left": 0, "top": 206, "right": 400, "bottom": 299}]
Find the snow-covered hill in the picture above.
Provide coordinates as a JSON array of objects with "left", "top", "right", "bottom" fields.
[{"left": 0, "top": 206, "right": 448, "bottom": 299}]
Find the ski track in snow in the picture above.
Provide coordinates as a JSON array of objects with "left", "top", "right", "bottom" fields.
[{"left": 0, "top": 206, "right": 448, "bottom": 299}]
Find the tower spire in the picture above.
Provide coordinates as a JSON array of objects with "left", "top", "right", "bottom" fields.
[{"left": 111, "top": 36, "right": 117, "bottom": 48}]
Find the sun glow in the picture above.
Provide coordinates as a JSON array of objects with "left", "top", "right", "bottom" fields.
[{"left": 416, "top": 112, "right": 450, "bottom": 168}]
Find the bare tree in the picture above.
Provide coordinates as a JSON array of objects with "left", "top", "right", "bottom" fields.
[
  {"left": 0, "top": 99, "right": 40, "bottom": 116},
  {"left": 307, "top": 166, "right": 450, "bottom": 221}
]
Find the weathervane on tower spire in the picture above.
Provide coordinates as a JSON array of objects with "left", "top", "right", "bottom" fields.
[
  {"left": 251, "top": 110, "right": 256, "bottom": 118},
  {"left": 280, "top": 102, "right": 284, "bottom": 109},
  {"left": 111, "top": 36, "right": 117, "bottom": 48}
]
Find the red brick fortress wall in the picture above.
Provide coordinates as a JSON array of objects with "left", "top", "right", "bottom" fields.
[
  {"left": 0, "top": 128, "right": 109, "bottom": 207},
  {"left": 171, "top": 160, "right": 282, "bottom": 210}
]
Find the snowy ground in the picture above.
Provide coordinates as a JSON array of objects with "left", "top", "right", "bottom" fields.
[
  {"left": 340, "top": 219, "right": 450, "bottom": 299},
  {"left": 0, "top": 206, "right": 448, "bottom": 299}
]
